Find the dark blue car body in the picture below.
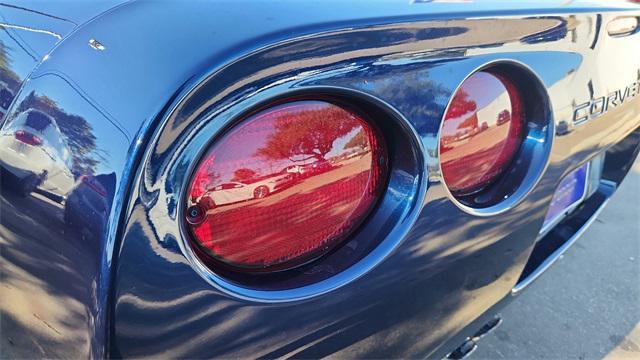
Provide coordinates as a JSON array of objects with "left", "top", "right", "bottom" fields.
[{"left": 1, "top": 1, "right": 639, "bottom": 358}]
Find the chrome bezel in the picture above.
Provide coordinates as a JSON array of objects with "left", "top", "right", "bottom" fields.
[
  {"left": 170, "top": 86, "right": 427, "bottom": 302},
  {"left": 436, "top": 59, "right": 555, "bottom": 217}
]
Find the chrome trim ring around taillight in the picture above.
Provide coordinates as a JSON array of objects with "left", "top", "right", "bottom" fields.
[
  {"left": 436, "top": 60, "right": 555, "bottom": 217},
  {"left": 138, "top": 84, "right": 427, "bottom": 302}
]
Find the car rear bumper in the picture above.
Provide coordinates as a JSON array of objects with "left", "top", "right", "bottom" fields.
[
  {"left": 436, "top": 125, "right": 640, "bottom": 359},
  {"left": 515, "top": 126, "right": 640, "bottom": 293}
]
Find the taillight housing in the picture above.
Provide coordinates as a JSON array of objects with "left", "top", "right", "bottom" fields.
[
  {"left": 14, "top": 130, "right": 42, "bottom": 146},
  {"left": 185, "top": 100, "right": 387, "bottom": 273},
  {"left": 439, "top": 70, "right": 524, "bottom": 197}
]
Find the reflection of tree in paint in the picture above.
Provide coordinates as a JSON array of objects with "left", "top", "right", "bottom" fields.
[
  {"left": 445, "top": 88, "right": 477, "bottom": 120},
  {"left": 458, "top": 113, "right": 478, "bottom": 130},
  {"left": 0, "top": 42, "right": 20, "bottom": 89},
  {"left": 232, "top": 168, "right": 259, "bottom": 183},
  {"left": 0, "top": 42, "right": 21, "bottom": 113},
  {"left": 17, "top": 91, "right": 100, "bottom": 177},
  {"left": 256, "top": 105, "right": 359, "bottom": 162},
  {"left": 0, "top": 42, "right": 10, "bottom": 70},
  {"left": 190, "top": 155, "right": 221, "bottom": 199},
  {"left": 366, "top": 68, "right": 450, "bottom": 135}
]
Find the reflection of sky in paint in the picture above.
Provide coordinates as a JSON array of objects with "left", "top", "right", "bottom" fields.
[{"left": 0, "top": 7, "right": 73, "bottom": 78}]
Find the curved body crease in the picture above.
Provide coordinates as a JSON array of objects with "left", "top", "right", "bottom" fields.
[{"left": 1, "top": 1, "right": 639, "bottom": 358}]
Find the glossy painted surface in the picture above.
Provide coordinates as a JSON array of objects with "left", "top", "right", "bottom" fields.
[
  {"left": 0, "top": 1, "right": 126, "bottom": 358},
  {"left": 0, "top": 1, "right": 639, "bottom": 359}
]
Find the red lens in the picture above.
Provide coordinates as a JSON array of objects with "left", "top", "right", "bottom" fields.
[
  {"left": 439, "top": 71, "right": 524, "bottom": 195},
  {"left": 14, "top": 130, "right": 42, "bottom": 146},
  {"left": 187, "top": 100, "right": 387, "bottom": 272}
]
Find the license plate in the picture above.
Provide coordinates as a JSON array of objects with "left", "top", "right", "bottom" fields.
[{"left": 542, "top": 162, "right": 589, "bottom": 232}]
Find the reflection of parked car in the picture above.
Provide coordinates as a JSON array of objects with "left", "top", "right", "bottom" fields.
[
  {"left": 200, "top": 174, "right": 289, "bottom": 207},
  {"left": 4, "top": 2, "right": 640, "bottom": 360},
  {"left": 0, "top": 109, "right": 74, "bottom": 197},
  {"left": 65, "top": 173, "right": 116, "bottom": 236},
  {"left": 285, "top": 158, "right": 333, "bottom": 178},
  {"left": 497, "top": 110, "right": 511, "bottom": 125}
]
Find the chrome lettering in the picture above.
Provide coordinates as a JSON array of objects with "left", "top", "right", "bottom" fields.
[
  {"left": 573, "top": 102, "right": 590, "bottom": 125},
  {"left": 572, "top": 77, "right": 639, "bottom": 126},
  {"left": 589, "top": 96, "right": 606, "bottom": 118},
  {"left": 617, "top": 86, "right": 630, "bottom": 104}
]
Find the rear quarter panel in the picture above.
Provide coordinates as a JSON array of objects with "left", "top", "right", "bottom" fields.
[{"left": 1, "top": 1, "right": 639, "bottom": 358}]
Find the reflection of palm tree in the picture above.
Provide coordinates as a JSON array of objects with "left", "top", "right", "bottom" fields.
[{"left": 255, "top": 104, "right": 359, "bottom": 163}]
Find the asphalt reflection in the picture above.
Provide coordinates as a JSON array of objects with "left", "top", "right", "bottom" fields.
[{"left": 0, "top": 182, "right": 97, "bottom": 358}]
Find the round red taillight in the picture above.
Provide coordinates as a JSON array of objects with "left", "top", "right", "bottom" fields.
[
  {"left": 186, "top": 100, "right": 387, "bottom": 272},
  {"left": 439, "top": 71, "right": 524, "bottom": 196}
]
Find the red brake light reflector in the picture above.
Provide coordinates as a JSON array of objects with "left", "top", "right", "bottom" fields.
[
  {"left": 439, "top": 71, "right": 524, "bottom": 195},
  {"left": 14, "top": 130, "right": 42, "bottom": 146},
  {"left": 186, "top": 100, "right": 387, "bottom": 272}
]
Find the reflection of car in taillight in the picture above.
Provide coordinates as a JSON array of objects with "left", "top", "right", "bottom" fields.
[
  {"left": 185, "top": 100, "right": 388, "bottom": 272},
  {"left": 14, "top": 130, "right": 42, "bottom": 146}
]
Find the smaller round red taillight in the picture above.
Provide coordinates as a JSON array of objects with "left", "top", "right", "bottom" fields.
[
  {"left": 186, "top": 100, "right": 387, "bottom": 272},
  {"left": 439, "top": 71, "right": 524, "bottom": 196}
]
